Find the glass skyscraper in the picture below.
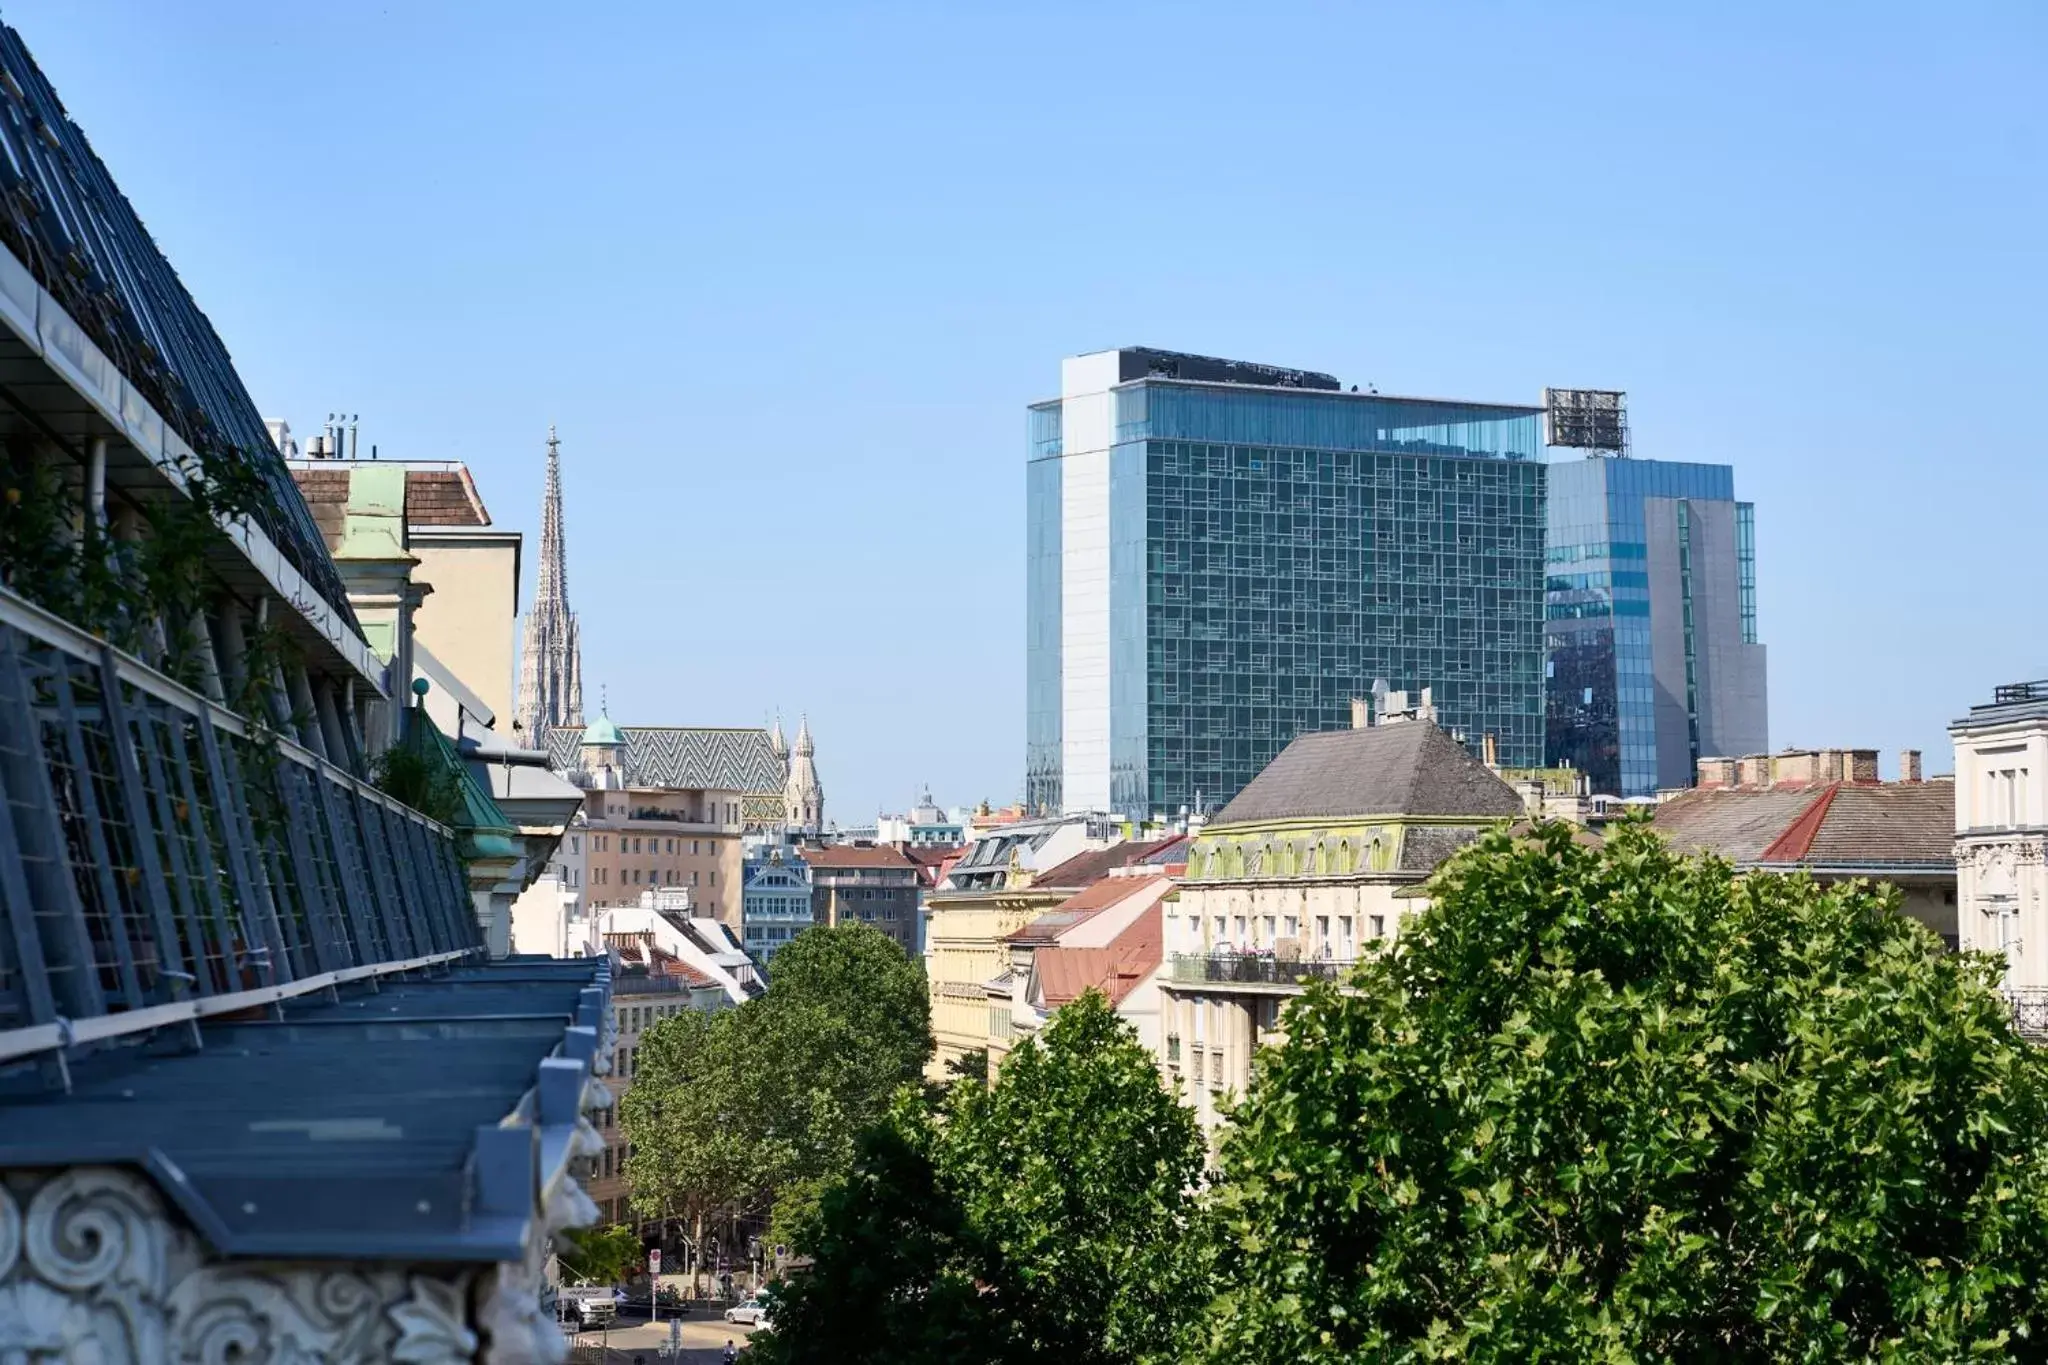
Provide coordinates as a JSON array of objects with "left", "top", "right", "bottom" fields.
[
  {"left": 1027, "top": 347, "right": 1547, "bottom": 820},
  {"left": 1545, "top": 456, "right": 1766, "bottom": 796}
]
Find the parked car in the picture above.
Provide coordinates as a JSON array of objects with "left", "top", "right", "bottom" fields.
[
  {"left": 725, "top": 1296, "right": 772, "bottom": 1326},
  {"left": 556, "top": 1284, "right": 618, "bottom": 1330}
]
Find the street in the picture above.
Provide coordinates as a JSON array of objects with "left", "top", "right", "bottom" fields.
[{"left": 565, "top": 1313, "right": 762, "bottom": 1362}]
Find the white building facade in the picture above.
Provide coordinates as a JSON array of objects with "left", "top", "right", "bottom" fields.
[{"left": 1952, "top": 682, "right": 2048, "bottom": 1009}]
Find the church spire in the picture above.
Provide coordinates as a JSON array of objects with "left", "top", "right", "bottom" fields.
[
  {"left": 784, "top": 711, "right": 823, "bottom": 835},
  {"left": 515, "top": 425, "right": 584, "bottom": 740}
]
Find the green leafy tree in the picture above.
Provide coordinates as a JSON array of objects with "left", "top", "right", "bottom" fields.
[
  {"left": 768, "top": 920, "right": 933, "bottom": 1081},
  {"left": 623, "top": 924, "right": 936, "bottom": 1266},
  {"left": 1207, "top": 819, "right": 2048, "bottom": 1361},
  {"left": 556, "top": 1223, "right": 642, "bottom": 1286},
  {"left": 759, "top": 990, "right": 1213, "bottom": 1365}
]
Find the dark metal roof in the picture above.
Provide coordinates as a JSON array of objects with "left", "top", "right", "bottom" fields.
[
  {"left": 1215, "top": 723, "right": 1525, "bottom": 826},
  {"left": 0, "top": 25, "right": 357, "bottom": 626},
  {"left": 0, "top": 958, "right": 608, "bottom": 1261}
]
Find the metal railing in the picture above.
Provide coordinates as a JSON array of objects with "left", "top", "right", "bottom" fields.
[
  {"left": 2008, "top": 989, "right": 2048, "bottom": 1041},
  {"left": 1169, "top": 952, "right": 1358, "bottom": 987},
  {"left": 0, "top": 586, "right": 480, "bottom": 1084}
]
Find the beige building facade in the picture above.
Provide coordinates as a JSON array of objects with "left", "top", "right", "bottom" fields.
[
  {"left": 924, "top": 824, "right": 1172, "bottom": 1078},
  {"left": 1158, "top": 719, "right": 1525, "bottom": 1145},
  {"left": 572, "top": 720, "right": 747, "bottom": 927}
]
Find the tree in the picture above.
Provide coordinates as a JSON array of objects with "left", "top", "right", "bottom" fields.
[
  {"left": 1207, "top": 819, "right": 2048, "bottom": 1361},
  {"left": 758, "top": 990, "right": 1213, "bottom": 1365},
  {"left": 556, "top": 1223, "right": 642, "bottom": 1286},
  {"left": 768, "top": 921, "right": 933, "bottom": 1081},
  {"left": 623, "top": 924, "right": 937, "bottom": 1270},
  {"left": 945, "top": 1047, "right": 989, "bottom": 1086}
]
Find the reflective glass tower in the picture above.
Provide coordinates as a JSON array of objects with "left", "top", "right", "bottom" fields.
[
  {"left": 1027, "top": 347, "right": 1548, "bottom": 820},
  {"left": 1545, "top": 455, "right": 1766, "bottom": 796}
]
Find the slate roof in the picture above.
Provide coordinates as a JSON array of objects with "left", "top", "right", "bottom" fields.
[
  {"left": 1652, "top": 782, "right": 1955, "bottom": 869},
  {"left": 544, "top": 725, "right": 784, "bottom": 794},
  {"left": 0, "top": 959, "right": 606, "bottom": 1260},
  {"left": 1216, "top": 723, "right": 1525, "bottom": 826}
]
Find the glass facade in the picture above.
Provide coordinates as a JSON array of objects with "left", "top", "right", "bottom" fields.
[
  {"left": 1545, "top": 457, "right": 1754, "bottom": 796},
  {"left": 1025, "top": 401, "right": 1063, "bottom": 811},
  {"left": 1031, "top": 372, "right": 1548, "bottom": 820}
]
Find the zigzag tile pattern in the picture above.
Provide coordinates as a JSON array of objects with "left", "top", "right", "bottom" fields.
[{"left": 543, "top": 725, "right": 785, "bottom": 795}]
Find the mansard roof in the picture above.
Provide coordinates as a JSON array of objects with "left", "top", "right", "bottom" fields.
[{"left": 1215, "top": 722, "right": 1524, "bottom": 827}]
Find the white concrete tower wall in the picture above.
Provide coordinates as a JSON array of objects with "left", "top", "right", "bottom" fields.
[{"left": 1059, "top": 351, "right": 1121, "bottom": 812}]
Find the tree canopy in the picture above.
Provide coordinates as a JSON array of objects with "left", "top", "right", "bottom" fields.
[
  {"left": 621, "top": 922, "right": 933, "bottom": 1241},
  {"left": 555, "top": 1223, "right": 642, "bottom": 1287},
  {"left": 758, "top": 990, "right": 1213, "bottom": 1365},
  {"left": 1207, "top": 819, "right": 2048, "bottom": 1361}
]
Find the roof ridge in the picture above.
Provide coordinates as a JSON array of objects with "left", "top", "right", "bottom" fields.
[{"left": 1760, "top": 783, "right": 1840, "bottom": 863}]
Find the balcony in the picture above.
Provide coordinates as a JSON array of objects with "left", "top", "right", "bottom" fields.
[
  {"left": 2008, "top": 989, "right": 2048, "bottom": 1041},
  {"left": 0, "top": 584, "right": 482, "bottom": 1085},
  {"left": 1168, "top": 952, "right": 1358, "bottom": 991}
]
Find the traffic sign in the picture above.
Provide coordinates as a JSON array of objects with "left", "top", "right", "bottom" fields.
[{"left": 649, "top": 1248, "right": 661, "bottom": 1276}]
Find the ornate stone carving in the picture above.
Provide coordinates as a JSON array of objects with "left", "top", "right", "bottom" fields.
[
  {"left": 476, "top": 1172, "right": 599, "bottom": 1365},
  {"left": 0, "top": 1168, "right": 483, "bottom": 1365}
]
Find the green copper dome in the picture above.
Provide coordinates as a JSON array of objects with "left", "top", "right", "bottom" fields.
[{"left": 581, "top": 714, "right": 625, "bottom": 747}]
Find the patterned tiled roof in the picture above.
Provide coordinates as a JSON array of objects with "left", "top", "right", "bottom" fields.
[
  {"left": 1653, "top": 782, "right": 1955, "bottom": 869},
  {"left": 543, "top": 725, "right": 784, "bottom": 794}
]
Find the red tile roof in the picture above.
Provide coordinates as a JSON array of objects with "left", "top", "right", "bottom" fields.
[
  {"left": 289, "top": 464, "right": 493, "bottom": 553},
  {"left": 800, "top": 843, "right": 918, "bottom": 869},
  {"left": 1034, "top": 904, "right": 1163, "bottom": 1009},
  {"left": 1007, "top": 874, "right": 1171, "bottom": 946},
  {"left": 1035, "top": 838, "right": 1181, "bottom": 891}
]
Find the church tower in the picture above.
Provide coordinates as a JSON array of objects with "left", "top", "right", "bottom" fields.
[
  {"left": 784, "top": 714, "right": 824, "bottom": 835},
  {"left": 515, "top": 426, "right": 584, "bottom": 740}
]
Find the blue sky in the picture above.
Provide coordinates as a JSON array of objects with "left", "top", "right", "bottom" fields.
[{"left": 10, "top": 1, "right": 2043, "bottom": 817}]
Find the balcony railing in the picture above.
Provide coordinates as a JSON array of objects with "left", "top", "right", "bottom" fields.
[
  {"left": 0, "top": 586, "right": 480, "bottom": 1087},
  {"left": 2008, "top": 989, "right": 2048, "bottom": 1041},
  {"left": 1169, "top": 952, "right": 1359, "bottom": 988}
]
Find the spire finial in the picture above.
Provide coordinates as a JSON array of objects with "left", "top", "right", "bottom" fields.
[
  {"left": 600, "top": 683, "right": 609, "bottom": 716},
  {"left": 548, "top": 422, "right": 559, "bottom": 449}
]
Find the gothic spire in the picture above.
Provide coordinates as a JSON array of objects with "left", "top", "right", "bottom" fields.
[{"left": 515, "top": 425, "right": 584, "bottom": 740}]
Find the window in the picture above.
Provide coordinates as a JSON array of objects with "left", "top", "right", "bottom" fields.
[
  {"left": 1370, "top": 914, "right": 1386, "bottom": 940},
  {"left": 692, "top": 870, "right": 700, "bottom": 886}
]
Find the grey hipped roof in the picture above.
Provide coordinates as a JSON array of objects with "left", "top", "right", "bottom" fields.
[
  {"left": 544, "top": 725, "right": 784, "bottom": 793},
  {"left": 1215, "top": 723, "right": 1525, "bottom": 826}
]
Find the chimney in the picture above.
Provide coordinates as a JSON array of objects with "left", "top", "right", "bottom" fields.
[
  {"left": 1900, "top": 749, "right": 1923, "bottom": 783},
  {"left": 1482, "top": 732, "right": 1499, "bottom": 768},
  {"left": 1350, "top": 697, "right": 1370, "bottom": 730}
]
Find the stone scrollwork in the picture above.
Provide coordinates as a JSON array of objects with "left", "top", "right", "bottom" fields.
[{"left": 0, "top": 1167, "right": 479, "bottom": 1365}]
